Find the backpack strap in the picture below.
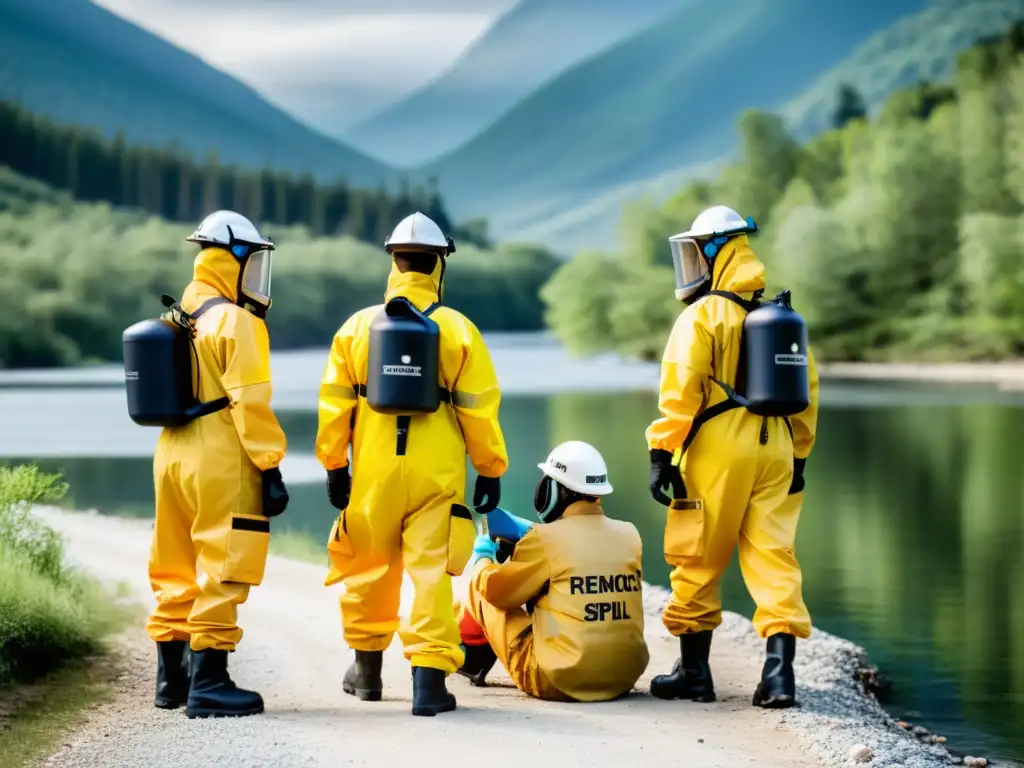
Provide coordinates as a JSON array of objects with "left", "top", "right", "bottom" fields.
[
  {"left": 423, "top": 302, "right": 441, "bottom": 316},
  {"left": 681, "top": 290, "right": 765, "bottom": 452},
  {"left": 191, "top": 296, "right": 231, "bottom": 320},
  {"left": 707, "top": 290, "right": 761, "bottom": 313}
]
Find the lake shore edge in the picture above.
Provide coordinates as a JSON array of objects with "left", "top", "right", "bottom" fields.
[
  {"left": 817, "top": 361, "right": 1024, "bottom": 390},
  {"left": 641, "top": 583, "right": 998, "bottom": 768},
  {"left": 33, "top": 505, "right": 991, "bottom": 768},
  {"left": 3, "top": 347, "right": 1024, "bottom": 395}
]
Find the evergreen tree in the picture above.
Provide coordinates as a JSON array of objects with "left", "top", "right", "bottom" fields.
[{"left": 832, "top": 83, "right": 868, "bottom": 130}]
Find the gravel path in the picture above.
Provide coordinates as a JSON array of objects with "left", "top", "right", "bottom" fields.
[{"left": 33, "top": 507, "right": 990, "bottom": 768}]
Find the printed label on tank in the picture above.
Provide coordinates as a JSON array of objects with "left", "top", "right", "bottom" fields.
[
  {"left": 125, "top": 371, "right": 139, "bottom": 380},
  {"left": 381, "top": 365, "right": 422, "bottom": 377},
  {"left": 774, "top": 354, "right": 808, "bottom": 366}
]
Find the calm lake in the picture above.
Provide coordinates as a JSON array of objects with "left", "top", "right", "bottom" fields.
[{"left": 1, "top": 337, "right": 1021, "bottom": 763}]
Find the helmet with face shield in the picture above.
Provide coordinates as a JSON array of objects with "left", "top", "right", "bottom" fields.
[
  {"left": 186, "top": 210, "right": 276, "bottom": 312},
  {"left": 668, "top": 205, "right": 758, "bottom": 303}
]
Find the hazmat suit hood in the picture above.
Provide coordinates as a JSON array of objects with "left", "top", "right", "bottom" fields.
[
  {"left": 183, "top": 246, "right": 272, "bottom": 318},
  {"left": 383, "top": 254, "right": 445, "bottom": 311},
  {"left": 184, "top": 246, "right": 241, "bottom": 306},
  {"left": 710, "top": 235, "right": 765, "bottom": 296}
]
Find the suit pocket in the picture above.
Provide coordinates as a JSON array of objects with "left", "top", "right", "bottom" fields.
[
  {"left": 445, "top": 504, "right": 476, "bottom": 577},
  {"left": 664, "top": 499, "right": 705, "bottom": 565},
  {"left": 222, "top": 515, "right": 271, "bottom": 585},
  {"left": 325, "top": 510, "right": 356, "bottom": 586}
]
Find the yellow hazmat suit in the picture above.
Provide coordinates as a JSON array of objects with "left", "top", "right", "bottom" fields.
[
  {"left": 646, "top": 235, "right": 819, "bottom": 640},
  {"left": 316, "top": 260, "right": 508, "bottom": 674},
  {"left": 146, "top": 247, "right": 287, "bottom": 652},
  {"left": 464, "top": 501, "right": 649, "bottom": 701}
]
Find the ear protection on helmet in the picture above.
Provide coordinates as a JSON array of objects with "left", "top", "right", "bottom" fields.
[
  {"left": 702, "top": 235, "right": 729, "bottom": 259},
  {"left": 533, "top": 475, "right": 556, "bottom": 520}
]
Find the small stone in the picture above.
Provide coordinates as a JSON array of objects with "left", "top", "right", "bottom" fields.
[
  {"left": 697, "top": 739, "right": 704, "bottom": 744},
  {"left": 964, "top": 758, "right": 988, "bottom": 768},
  {"left": 848, "top": 744, "right": 874, "bottom": 763},
  {"left": 912, "top": 725, "right": 930, "bottom": 736},
  {"left": 935, "top": 736, "right": 947, "bottom": 744},
  {"left": 896, "top": 721, "right": 909, "bottom": 729}
]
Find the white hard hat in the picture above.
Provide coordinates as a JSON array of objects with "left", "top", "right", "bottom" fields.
[
  {"left": 670, "top": 205, "right": 757, "bottom": 242},
  {"left": 186, "top": 210, "right": 274, "bottom": 249},
  {"left": 384, "top": 212, "right": 454, "bottom": 255},
  {"left": 537, "top": 440, "right": 613, "bottom": 496}
]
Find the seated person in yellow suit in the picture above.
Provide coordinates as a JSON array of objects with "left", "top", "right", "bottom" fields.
[{"left": 455, "top": 440, "right": 650, "bottom": 701}]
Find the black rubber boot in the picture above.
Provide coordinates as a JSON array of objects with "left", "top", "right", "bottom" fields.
[
  {"left": 649, "top": 630, "right": 716, "bottom": 702},
  {"left": 154, "top": 640, "right": 191, "bottom": 709},
  {"left": 411, "top": 666, "right": 457, "bottom": 716},
  {"left": 343, "top": 650, "right": 383, "bottom": 701},
  {"left": 753, "top": 633, "right": 797, "bottom": 709},
  {"left": 185, "top": 649, "right": 264, "bottom": 719},
  {"left": 456, "top": 643, "right": 498, "bottom": 687}
]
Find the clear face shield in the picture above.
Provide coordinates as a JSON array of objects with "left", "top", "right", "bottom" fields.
[
  {"left": 670, "top": 238, "right": 710, "bottom": 302},
  {"left": 239, "top": 246, "right": 273, "bottom": 308}
]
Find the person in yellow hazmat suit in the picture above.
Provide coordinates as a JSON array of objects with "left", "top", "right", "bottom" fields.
[
  {"left": 645, "top": 205, "right": 819, "bottom": 709},
  {"left": 315, "top": 211, "right": 508, "bottom": 717},
  {"left": 453, "top": 440, "right": 649, "bottom": 702},
  {"left": 146, "top": 210, "right": 289, "bottom": 719}
]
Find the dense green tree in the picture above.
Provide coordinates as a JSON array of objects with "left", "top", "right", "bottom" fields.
[
  {"left": 832, "top": 83, "right": 868, "bottom": 129},
  {"left": 732, "top": 110, "right": 802, "bottom": 226}
]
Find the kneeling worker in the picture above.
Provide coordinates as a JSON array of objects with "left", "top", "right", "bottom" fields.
[{"left": 456, "top": 441, "right": 650, "bottom": 701}]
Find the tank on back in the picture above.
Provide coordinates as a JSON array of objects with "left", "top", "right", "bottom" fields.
[
  {"left": 740, "top": 290, "right": 809, "bottom": 417},
  {"left": 366, "top": 297, "right": 442, "bottom": 415},
  {"left": 122, "top": 294, "right": 230, "bottom": 427}
]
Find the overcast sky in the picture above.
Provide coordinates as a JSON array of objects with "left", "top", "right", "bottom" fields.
[{"left": 92, "top": 0, "right": 516, "bottom": 134}]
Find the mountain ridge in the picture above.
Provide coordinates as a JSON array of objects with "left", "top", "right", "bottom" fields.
[
  {"left": 502, "top": 0, "right": 1024, "bottom": 252},
  {"left": 0, "top": 0, "right": 392, "bottom": 185},
  {"left": 345, "top": 0, "right": 683, "bottom": 166}
]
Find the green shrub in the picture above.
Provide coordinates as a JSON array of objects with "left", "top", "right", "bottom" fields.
[
  {"left": 0, "top": 465, "right": 123, "bottom": 687},
  {"left": 0, "top": 465, "right": 69, "bottom": 584}
]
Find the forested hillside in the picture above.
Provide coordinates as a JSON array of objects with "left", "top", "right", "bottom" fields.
[
  {"left": 433, "top": 0, "right": 1024, "bottom": 253},
  {"left": 0, "top": 101, "right": 480, "bottom": 247},
  {"left": 542, "top": 22, "right": 1024, "bottom": 363},
  {"left": 0, "top": 167, "right": 558, "bottom": 369}
]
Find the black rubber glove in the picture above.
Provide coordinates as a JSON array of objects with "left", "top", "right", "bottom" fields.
[
  {"left": 495, "top": 538, "right": 516, "bottom": 564},
  {"left": 261, "top": 467, "right": 289, "bottom": 517},
  {"left": 473, "top": 475, "right": 501, "bottom": 514},
  {"left": 326, "top": 467, "right": 351, "bottom": 510},
  {"left": 789, "top": 457, "right": 807, "bottom": 495},
  {"left": 649, "top": 448, "right": 686, "bottom": 506}
]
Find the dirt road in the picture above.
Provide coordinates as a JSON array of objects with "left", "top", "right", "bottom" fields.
[{"left": 36, "top": 507, "right": 822, "bottom": 768}]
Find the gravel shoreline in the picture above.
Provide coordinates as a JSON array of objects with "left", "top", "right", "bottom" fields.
[
  {"left": 29, "top": 507, "right": 1015, "bottom": 768},
  {"left": 640, "top": 584, "right": 1006, "bottom": 768}
]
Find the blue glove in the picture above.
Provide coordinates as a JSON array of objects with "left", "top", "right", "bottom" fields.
[
  {"left": 486, "top": 507, "right": 534, "bottom": 543},
  {"left": 470, "top": 534, "right": 498, "bottom": 566}
]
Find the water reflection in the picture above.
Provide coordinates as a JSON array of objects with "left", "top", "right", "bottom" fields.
[{"left": 2, "top": 388, "right": 1022, "bottom": 762}]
